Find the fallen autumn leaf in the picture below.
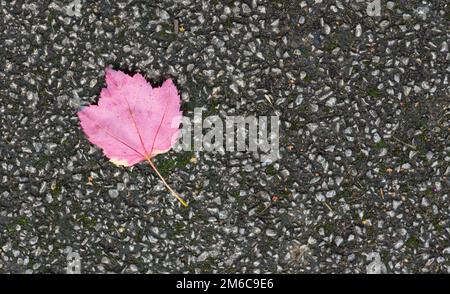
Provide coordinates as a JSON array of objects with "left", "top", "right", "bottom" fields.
[{"left": 77, "top": 69, "right": 187, "bottom": 206}]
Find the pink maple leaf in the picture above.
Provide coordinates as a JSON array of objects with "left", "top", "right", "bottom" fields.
[{"left": 77, "top": 69, "right": 187, "bottom": 206}]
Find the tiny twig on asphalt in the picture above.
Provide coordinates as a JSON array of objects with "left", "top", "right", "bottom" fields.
[{"left": 392, "top": 136, "right": 417, "bottom": 150}]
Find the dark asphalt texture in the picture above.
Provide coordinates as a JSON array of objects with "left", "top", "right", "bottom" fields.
[{"left": 0, "top": 0, "right": 449, "bottom": 273}]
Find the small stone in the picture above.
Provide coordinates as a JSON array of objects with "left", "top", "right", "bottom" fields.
[
  {"left": 242, "top": 3, "right": 251, "bottom": 14},
  {"left": 29, "top": 236, "right": 38, "bottom": 245},
  {"left": 355, "top": 24, "right": 362, "bottom": 37},
  {"left": 325, "top": 97, "right": 336, "bottom": 107},
  {"left": 295, "top": 94, "right": 304, "bottom": 105},
  {"left": 367, "top": 255, "right": 388, "bottom": 274},
  {"left": 323, "top": 23, "right": 331, "bottom": 35},
  {"left": 197, "top": 252, "right": 209, "bottom": 262},
  {"left": 373, "top": 133, "right": 381, "bottom": 143},
  {"left": 307, "top": 123, "right": 318, "bottom": 133},
  {"left": 379, "top": 20, "right": 390, "bottom": 29},
  {"left": 266, "top": 229, "right": 277, "bottom": 237},
  {"left": 108, "top": 189, "right": 119, "bottom": 198},
  {"left": 393, "top": 200, "right": 402, "bottom": 210},
  {"left": 335, "top": 236, "right": 343, "bottom": 247},
  {"left": 326, "top": 190, "right": 336, "bottom": 198}
]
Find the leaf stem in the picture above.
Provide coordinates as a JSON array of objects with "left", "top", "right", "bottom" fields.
[{"left": 145, "top": 157, "right": 188, "bottom": 207}]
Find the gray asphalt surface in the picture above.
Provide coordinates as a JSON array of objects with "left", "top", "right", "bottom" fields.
[{"left": 0, "top": 0, "right": 449, "bottom": 273}]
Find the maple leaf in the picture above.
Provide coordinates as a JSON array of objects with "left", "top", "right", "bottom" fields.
[{"left": 77, "top": 69, "right": 187, "bottom": 206}]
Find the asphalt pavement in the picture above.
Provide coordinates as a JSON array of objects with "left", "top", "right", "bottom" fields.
[{"left": 0, "top": 0, "right": 449, "bottom": 273}]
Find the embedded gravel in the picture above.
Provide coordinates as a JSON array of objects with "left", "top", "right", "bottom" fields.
[{"left": 0, "top": 0, "right": 449, "bottom": 273}]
